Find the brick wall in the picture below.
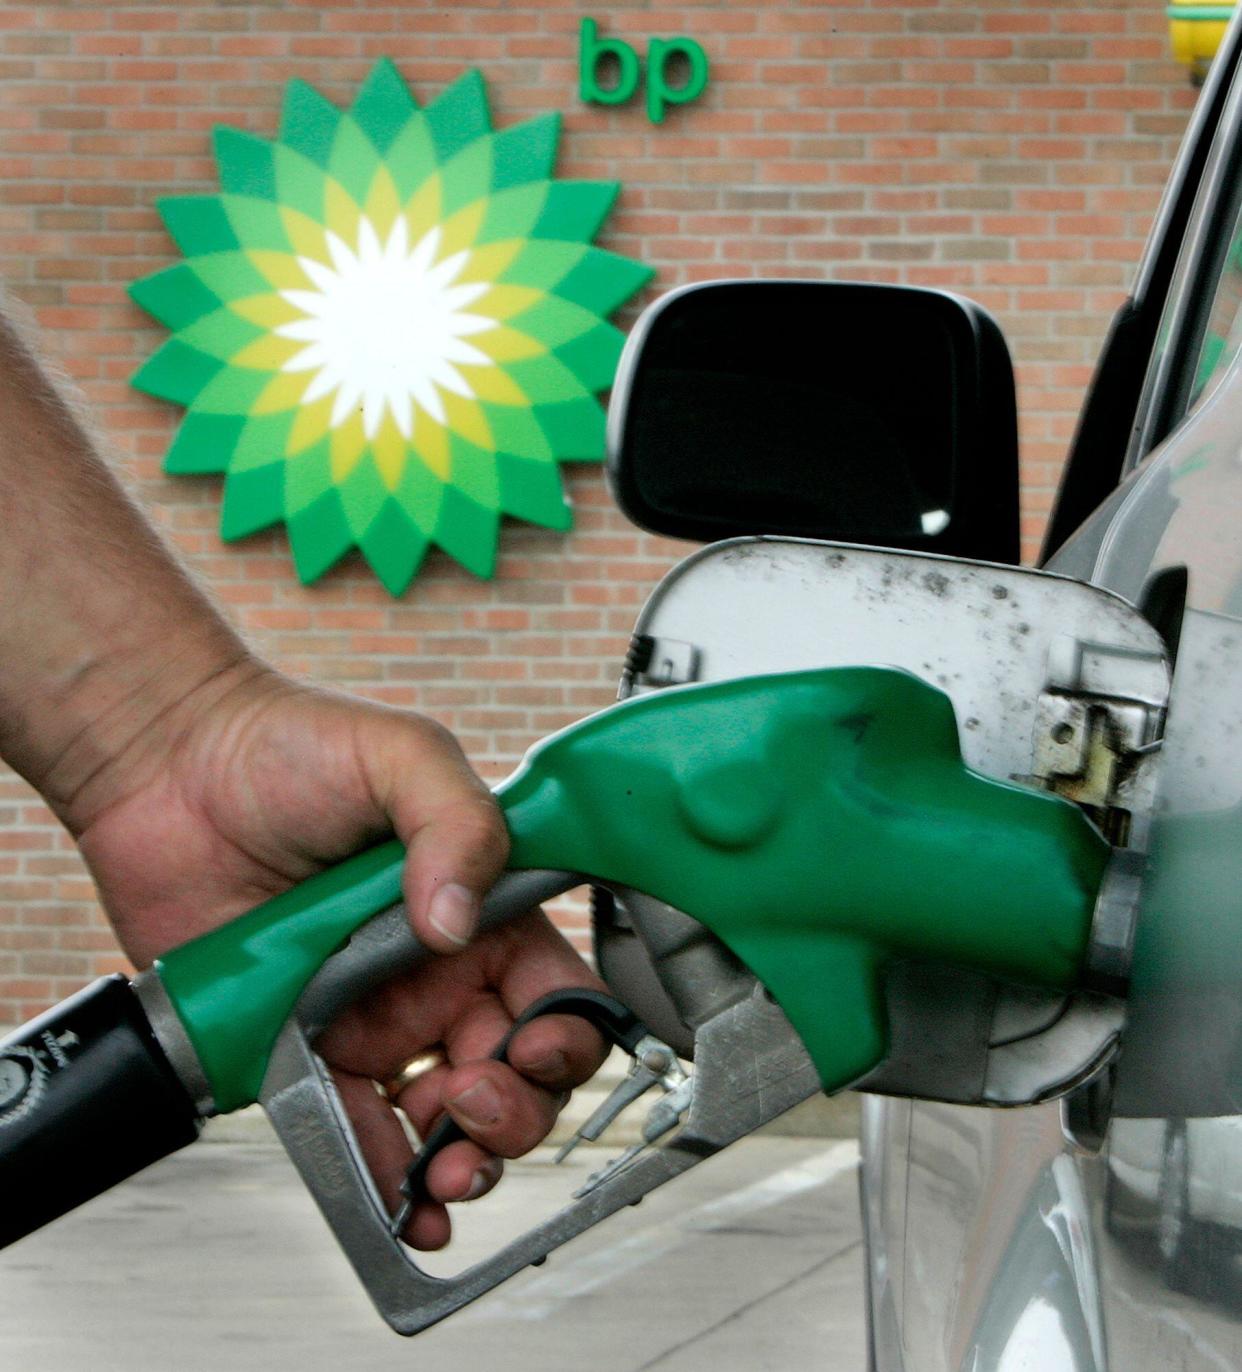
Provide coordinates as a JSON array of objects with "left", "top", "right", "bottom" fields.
[{"left": 0, "top": 1, "right": 1200, "bottom": 1024}]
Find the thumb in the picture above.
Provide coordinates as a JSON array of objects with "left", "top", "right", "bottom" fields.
[{"left": 359, "top": 711, "right": 510, "bottom": 954}]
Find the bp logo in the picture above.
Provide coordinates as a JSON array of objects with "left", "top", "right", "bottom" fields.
[{"left": 130, "top": 60, "right": 652, "bottom": 594}]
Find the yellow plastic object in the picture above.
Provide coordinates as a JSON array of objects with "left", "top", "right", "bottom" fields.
[{"left": 1168, "top": 2, "right": 1235, "bottom": 83}]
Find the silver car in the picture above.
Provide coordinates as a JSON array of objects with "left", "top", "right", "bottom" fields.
[
  {"left": 602, "top": 12, "right": 1242, "bottom": 1369},
  {"left": 861, "top": 12, "right": 1242, "bottom": 1369}
]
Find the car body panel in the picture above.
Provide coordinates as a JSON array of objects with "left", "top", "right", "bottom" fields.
[
  {"left": 866, "top": 267, "right": 1242, "bottom": 1372},
  {"left": 865, "top": 10, "right": 1242, "bottom": 1366},
  {"left": 864, "top": 371, "right": 1242, "bottom": 1372}
]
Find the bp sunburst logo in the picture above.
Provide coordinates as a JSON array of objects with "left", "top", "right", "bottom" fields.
[{"left": 130, "top": 60, "right": 652, "bottom": 593}]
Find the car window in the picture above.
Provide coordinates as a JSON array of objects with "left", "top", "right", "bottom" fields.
[
  {"left": 1188, "top": 202, "right": 1242, "bottom": 409},
  {"left": 1134, "top": 62, "right": 1242, "bottom": 458},
  {"left": 1040, "top": 21, "right": 1242, "bottom": 561}
]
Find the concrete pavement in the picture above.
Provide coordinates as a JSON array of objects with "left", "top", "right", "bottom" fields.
[{"left": 0, "top": 1135, "right": 866, "bottom": 1371}]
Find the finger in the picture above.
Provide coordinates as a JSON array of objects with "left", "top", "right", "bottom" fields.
[
  {"left": 314, "top": 956, "right": 485, "bottom": 1081},
  {"left": 423, "top": 1139, "right": 504, "bottom": 1204},
  {"left": 433, "top": 995, "right": 603, "bottom": 1094},
  {"left": 330, "top": 1070, "right": 454, "bottom": 1250},
  {"left": 329, "top": 1069, "right": 418, "bottom": 1231},
  {"left": 440, "top": 990, "right": 514, "bottom": 1066},
  {"left": 394, "top": 1022, "right": 590, "bottom": 1144},
  {"left": 318, "top": 909, "right": 605, "bottom": 1080},
  {"left": 440, "top": 1060, "right": 568, "bottom": 1158},
  {"left": 385, "top": 1080, "right": 503, "bottom": 1203},
  {"left": 393, "top": 1063, "right": 455, "bottom": 1140},
  {"left": 405, "top": 1198, "right": 452, "bottom": 1251},
  {"left": 356, "top": 711, "right": 509, "bottom": 953},
  {"left": 477, "top": 916, "right": 612, "bottom": 1085},
  {"left": 503, "top": 1013, "right": 610, "bottom": 1091},
  {"left": 482, "top": 909, "right": 610, "bottom": 1018}
]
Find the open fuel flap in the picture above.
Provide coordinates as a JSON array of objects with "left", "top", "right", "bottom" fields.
[{"left": 596, "top": 536, "right": 1169, "bottom": 1107}]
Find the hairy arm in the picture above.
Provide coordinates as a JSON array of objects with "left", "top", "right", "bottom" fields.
[
  {"left": 0, "top": 306, "right": 607, "bottom": 1247},
  {"left": 0, "top": 307, "right": 252, "bottom": 825}
]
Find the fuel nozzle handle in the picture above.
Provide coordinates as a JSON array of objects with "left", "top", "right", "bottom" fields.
[
  {"left": 153, "top": 664, "right": 1110, "bottom": 1117},
  {"left": 254, "top": 663, "right": 1112, "bottom": 1336}
]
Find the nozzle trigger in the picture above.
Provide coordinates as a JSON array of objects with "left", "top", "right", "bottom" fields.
[{"left": 391, "top": 988, "right": 654, "bottom": 1238}]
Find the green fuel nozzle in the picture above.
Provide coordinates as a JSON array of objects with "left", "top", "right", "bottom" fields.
[
  {"left": 0, "top": 663, "right": 1116, "bottom": 1329},
  {"left": 156, "top": 665, "right": 1110, "bottom": 1113},
  {"left": 500, "top": 666, "right": 1109, "bottom": 1092}
]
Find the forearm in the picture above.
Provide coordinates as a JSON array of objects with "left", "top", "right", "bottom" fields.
[{"left": 0, "top": 305, "right": 254, "bottom": 827}]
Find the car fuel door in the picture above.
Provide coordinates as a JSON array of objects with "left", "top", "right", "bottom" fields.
[{"left": 595, "top": 537, "right": 1169, "bottom": 1107}]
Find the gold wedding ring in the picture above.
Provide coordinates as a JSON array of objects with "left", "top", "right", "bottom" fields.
[{"left": 383, "top": 1048, "right": 448, "bottom": 1100}]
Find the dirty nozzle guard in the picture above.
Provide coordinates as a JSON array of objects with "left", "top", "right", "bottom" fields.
[{"left": 260, "top": 898, "right": 819, "bottom": 1336}]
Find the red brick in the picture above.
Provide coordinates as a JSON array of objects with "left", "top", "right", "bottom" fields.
[
  {"left": 0, "top": 0, "right": 1202, "bottom": 1025},
  {"left": 984, "top": 13, "right": 1052, "bottom": 35}
]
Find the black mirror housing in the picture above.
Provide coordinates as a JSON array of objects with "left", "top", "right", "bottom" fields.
[{"left": 607, "top": 280, "right": 1021, "bottom": 565}]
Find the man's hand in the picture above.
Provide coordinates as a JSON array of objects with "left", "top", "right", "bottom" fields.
[
  {"left": 0, "top": 305, "right": 609, "bottom": 1248},
  {"left": 65, "top": 667, "right": 609, "bottom": 1251}
]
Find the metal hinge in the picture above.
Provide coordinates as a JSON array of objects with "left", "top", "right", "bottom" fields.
[
  {"left": 622, "top": 634, "right": 700, "bottom": 690},
  {"left": 1025, "top": 636, "right": 1168, "bottom": 849}
]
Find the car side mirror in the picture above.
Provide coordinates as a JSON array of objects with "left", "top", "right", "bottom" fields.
[{"left": 607, "top": 280, "right": 1021, "bottom": 564}]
